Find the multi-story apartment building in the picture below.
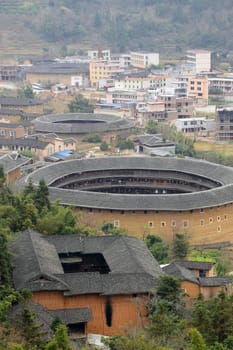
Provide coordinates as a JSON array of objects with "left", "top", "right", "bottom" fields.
[
  {"left": 106, "top": 89, "right": 147, "bottom": 105},
  {"left": 216, "top": 107, "right": 233, "bottom": 141},
  {"left": 87, "top": 49, "right": 111, "bottom": 61},
  {"left": 130, "top": 52, "right": 159, "bottom": 69},
  {"left": 186, "top": 50, "right": 211, "bottom": 73},
  {"left": 111, "top": 53, "right": 131, "bottom": 68},
  {"left": 209, "top": 76, "right": 233, "bottom": 94},
  {"left": 175, "top": 118, "right": 206, "bottom": 133},
  {"left": 0, "top": 66, "right": 23, "bottom": 81},
  {"left": 114, "top": 75, "right": 169, "bottom": 94},
  {"left": 187, "top": 76, "right": 209, "bottom": 105},
  {"left": 157, "top": 95, "right": 194, "bottom": 119},
  {"left": 89, "top": 61, "right": 123, "bottom": 88}
]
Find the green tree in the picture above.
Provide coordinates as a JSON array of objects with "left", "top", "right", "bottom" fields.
[
  {"left": 188, "top": 328, "right": 207, "bottom": 350},
  {"left": 33, "top": 179, "right": 50, "bottom": 213},
  {"left": 145, "top": 234, "right": 169, "bottom": 264},
  {"left": 0, "top": 232, "right": 13, "bottom": 288},
  {"left": 100, "top": 141, "right": 109, "bottom": 152},
  {"left": 68, "top": 94, "right": 94, "bottom": 113},
  {"left": 146, "top": 120, "right": 159, "bottom": 134},
  {"left": 18, "top": 86, "right": 35, "bottom": 99},
  {"left": 36, "top": 203, "right": 78, "bottom": 235},
  {"left": 46, "top": 324, "right": 71, "bottom": 350},
  {"left": 101, "top": 221, "right": 127, "bottom": 236},
  {"left": 16, "top": 308, "right": 45, "bottom": 350},
  {"left": 172, "top": 233, "right": 189, "bottom": 259}
]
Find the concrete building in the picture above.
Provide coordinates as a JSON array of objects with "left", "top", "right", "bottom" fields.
[
  {"left": 209, "top": 76, "right": 233, "bottom": 94},
  {"left": 188, "top": 76, "right": 209, "bottom": 106},
  {"left": 89, "top": 61, "right": 122, "bottom": 88},
  {"left": 186, "top": 50, "right": 211, "bottom": 73},
  {"left": 130, "top": 52, "right": 159, "bottom": 69},
  {"left": 216, "top": 107, "right": 233, "bottom": 141},
  {"left": 87, "top": 49, "right": 111, "bottom": 61},
  {"left": 175, "top": 117, "right": 206, "bottom": 134},
  {"left": 114, "top": 75, "right": 168, "bottom": 94}
]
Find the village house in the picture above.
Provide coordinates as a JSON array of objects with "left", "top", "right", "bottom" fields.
[
  {"left": 0, "top": 137, "right": 54, "bottom": 161},
  {"left": 0, "top": 153, "right": 31, "bottom": 184},
  {"left": 11, "top": 229, "right": 163, "bottom": 337},
  {"left": 0, "top": 121, "right": 34, "bottom": 139},
  {"left": 134, "top": 134, "right": 176, "bottom": 157},
  {"left": 163, "top": 261, "right": 232, "bottom": 300},
  {"left": 0, "top": 97, "right": 45, "bottom": 114},
  {"left": 24, "top": 63, "right": 89, "bottom": 87}
]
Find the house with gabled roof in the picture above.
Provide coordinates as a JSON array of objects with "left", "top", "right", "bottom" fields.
[
  {"left": 11, "top": 230, "right": 163, "bottom": 337},
  {"left": 163, "top": 261, "right": 232, "bottom": 300},
  {"left": 0, "top": 153, "right": 31, "bottom": 184}
]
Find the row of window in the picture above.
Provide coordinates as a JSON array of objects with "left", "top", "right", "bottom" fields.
[{"left": 113, "top": 215, "right": 227, "bottom": 229}]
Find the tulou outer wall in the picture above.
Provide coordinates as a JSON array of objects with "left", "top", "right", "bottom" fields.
[{"left": 76, "top": 203, "right": 233, "bottom": 245}]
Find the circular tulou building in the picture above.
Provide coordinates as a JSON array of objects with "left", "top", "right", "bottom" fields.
[
  {"left": 32, "top": 113, "right": 134, "bottom": 135},
  {"left": 27, "top": 156, "right": 233, "bottom": 245}
]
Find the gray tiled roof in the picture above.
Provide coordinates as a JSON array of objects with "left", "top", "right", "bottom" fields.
[
  {"left": 136, "top": 134, "right": 175, "bottom": 147},
  {"left": 8, "top": 300, "right": 53, "bottom": 340},
  {"left": 0, "top": 137, "right": 49, "bottom": 149},
  {"left": 163, "top": 263, "right": 199, "bottom": 284},
  {"left": 0, "top": 97, "right": 43, "bottom": 106},
  {"left": 0, "top": 153, "right": 31, "bottom": 173},
  {"left": 27, "top": 156, "right": 233, "bottom": 211},
  {"left": 33, "top": 113, "right": 134, "bottom": 134},
  {"left": 199, "top": 277, "right": 232, "bottom": 287},
  {"left": 174, "top": 260, "right": 214, "bottom": 271},
  {"left": 11, "top": 230, "right": 163, "bottom": 295},
  {"left": 51, "top": 307, "right": 92, "bottom": 324},
  {"left": 26, "top": 63, "right": 89, "bottom": 75}
]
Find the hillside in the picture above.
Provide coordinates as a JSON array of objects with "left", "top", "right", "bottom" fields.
[{"left": 0, "top": 0, "right": 233, "bottom": 57}]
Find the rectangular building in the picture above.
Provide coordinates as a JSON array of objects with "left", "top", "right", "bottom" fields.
[
  {"left": 186, "top": 50, "right": 211, "bottom": 73},
  {"left": 130, "top": 52, "right": 159, "bottom": 69}
]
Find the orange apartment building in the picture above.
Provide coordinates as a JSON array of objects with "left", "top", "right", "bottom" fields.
[
  {"left": 89, "top": 61, "right": 122, "bottom": 88},
  {"left": 12, "top": 230, "right": 163, "bottom": 337},
  {"left": 187, "top": 76, "right": 208, "bottom": 106}
]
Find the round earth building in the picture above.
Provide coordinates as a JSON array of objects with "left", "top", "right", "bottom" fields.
[{"left": 27, "top": 157, "right": 233, "bottom": 245}]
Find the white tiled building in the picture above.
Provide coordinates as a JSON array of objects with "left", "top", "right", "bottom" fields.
[
  {"left": 186, "top": 50, "right": 211, "bottom": 73},
  {"left": 130, "top": 52, "right": 159, "bottom": 69}
]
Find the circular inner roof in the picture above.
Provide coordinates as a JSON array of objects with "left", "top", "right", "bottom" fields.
[
  {"left": 33, "top": 113, "right": 134, "bottom": 134},
  {"left": 27, "top": 157, "right": 233, "bottom": 211}
]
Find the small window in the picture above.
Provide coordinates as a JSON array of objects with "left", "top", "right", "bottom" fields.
[
  {"left": 200, "top": 219, "right": 205, "bottom": 226},
  {"left": 200, "top": 208, "right": 204, "bottom": 213},
  {"left": 217, "top": 226, "right": 221, "bottom": 232},
  {"left": 114, "top": 220, "right": 120, "bottom": 228},
  {"left": 171, "top": 220, "right": 176, "bottom": 228},
  {"left": 89, "top": 208, "right": 93, "bottom": 213},
  {"left": 217, "top": 216, "right": 221, "bottom": 222},
  {"left": 161, "top": 221, "right": 166, "bottom": 228},
  {"left": 183, "top": 220, "right": 189, "bottom": 228},
  {"left": 209, "top": 217, "right": 213, "bottom": 224},
  {"left": 224, "top": 215, "right": 227, "bottom": 220},
  {"left": 148, "top": 221, "right": 154, "bottom": 228},
  {"left": 121, "top": 210, "right": 125, "bottom": 215}
]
